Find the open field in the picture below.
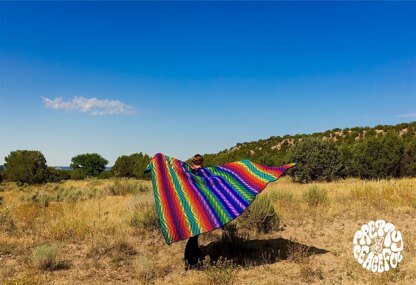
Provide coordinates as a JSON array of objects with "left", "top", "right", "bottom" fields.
[{"left": 0, "top": 177, "right": 415, "bottom": 284}]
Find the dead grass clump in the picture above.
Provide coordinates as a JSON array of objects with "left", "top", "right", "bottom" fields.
[
  {"left": 13, "top": 204, "right": 41, "bottom": 228},
  {"left": 110, "top": 239, "right": 137, "bottom": 263},
  {"left": 0, "top": 206, "right": 16, "bottom": 233},
  {"left": 87, "top": 178, "right": 104, "bottom": 188},
  {"left": 32, "top": 244, "right": 60, "bottom": 270},
  {"left": 351, "top": 180, "right": 416, "bottom": 209},
  {"left": 269, "top": 190, "right": 294, "bottom": 204},
  {"left": 0, "top": 233, "right": 34, "bottom": 255},
  {"left": 201, "top": 255, "right": 239, "bottom": 285},
  {"left": 3, "top": 276, "right": 44, "bottom": 285},
  {"left": 302, "top": 186, "right": 329, "bottom": 207},
  {"left": 369, "top": 266, "right": 405, "bottom": 284},
  {"left": 287, "top": 240, "right": 310, "bottom": 263},
  {"left": 135, "top": 253, "right": 157, "bottom": 284},
  {"left": 130, "top": 203, "right": 159, "bottom": 231},
  {"left": 238, "top": 195, "right": 280, "bottom": 233},
  {"left": 48, "top": 218, "right": 91, "bottom": 242},
  {"left": 299, "top": 262, "right": 324, "bottom": 282},
  {"left": 287, "top": 240, "right": 324, "bottom": 281},
  {"left": 87, "top": 236, "right": 137, "bottom": 264}
]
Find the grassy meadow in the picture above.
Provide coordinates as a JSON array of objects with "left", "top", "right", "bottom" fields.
[{"left": 0, "top": 177, "right": 415, "bottom": 284}]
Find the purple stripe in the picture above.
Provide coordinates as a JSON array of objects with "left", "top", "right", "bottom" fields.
[
  {"left": 217, "top": 165, "right": 259, "bottom": 195},
  {"left": 199, "top": 169, "right": 240, "bottom": 217},
  {"left": 186, "top": 171, "right": 221, "bottom": 229}
]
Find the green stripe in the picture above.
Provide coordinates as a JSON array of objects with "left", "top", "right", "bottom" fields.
[
  {"left": 151, "top": 167, "right": 170, "bottom": 244},
  {"left": 192, "top": 175, "right": 232, "bottom": 224},
  {"left": 206, "top": 166, "right": 255, "bottom": 202},
  {"left": 241, "top": 160, "right": 276, "bottom": 182},
  {"left": 166, "top": 158, "right": 200, "bottom": 236}
]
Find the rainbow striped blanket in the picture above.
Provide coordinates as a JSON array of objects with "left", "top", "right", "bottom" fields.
[{"left": 145, "top": 153, "right": 295, "bottom": 244}]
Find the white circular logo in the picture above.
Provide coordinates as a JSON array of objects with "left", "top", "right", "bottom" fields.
[{"left": 353, "top": 220, "right": 404, "bottom": 273}]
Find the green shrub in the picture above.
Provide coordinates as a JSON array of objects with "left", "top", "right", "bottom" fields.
[
  {"left": 113, "top": 152, "right": 151, "bottom": 179},
  {"left": 32, "top": 245, "right": 59, "bottom": 270},
  {"left": 4, "top": 150, "right": 48, "bottom": 184},
  {"left": 239, "top": 195, "right": 280, "bottom": 233},
  {"left": 201, "top": 256, "right": 239, "bottom": 285},
  {"left": 25, "top": 191, "right": 52, "bottom": 207},
  {"left": 45, "top": 167, "right": 71, "bottom": 182},
  {"left": 107, "top": 180, "right": 140, "bottom": 196},
  {"left": 269, "top": 191, "right": 293, "bottom": 203},
  {"left": 130, "top": 203, "right": 159, "bottom": 231},
  {"left": 70, "top": 153, "right": 108, "bottom": 177},
  {"left": 97, "top": 171, "right": 112, "bottom": 179},
  {"left": 302, "top": 186, "right": 328, "bottom": 207},
  {"left": 351, "top": 132, "right": 404, "bottom": 179},
  {"left": 56, "top": 187, "right": 104, "bottom": 202},
  {"left": 287, "top": 138, "right": 342, "bottom": 183},
  {"left": 0, "top": 166, "right": 4, "bottom": 183},
  {"left": 70, "top": 168, "right": 87, "bottom": 180}
]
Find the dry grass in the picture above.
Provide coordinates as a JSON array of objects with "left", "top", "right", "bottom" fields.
[{"left": 0, "top": 177, "right": 415, "bottom": 284}]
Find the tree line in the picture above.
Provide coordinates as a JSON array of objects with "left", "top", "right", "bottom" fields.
[
  {"left": 202, "top": 122, "right": 416, "bottom": 183},
  {"left": 0, "top": 151, "right": 151, "bottom": 185},
  {"left": 1, "top": 122, "right": 415, "bottom": 184},
  {"left": 286, "top": 132, "right": 416, "bottom": 183}
]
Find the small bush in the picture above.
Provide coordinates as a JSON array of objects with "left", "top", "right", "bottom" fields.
[
  {"left": 130, "top": 203, "right": 159, "bottom": 231},
  {"left": 269, "top": 191, "right": 293, "bottom": 203},
  {"left": 45, "top": 167, "right": 71, "bottom": 182},
  {"left": 25, "top": 191, "right": 52, "bottom": 207},
  {"left": 0, "top": 195, "right": 3, "bottom": 206},
  {"left": 107, "top": 180, "right": 140, "bottom": 196},
  {"left": 201, "top": 256, "right": 239, "bottom": 285},
  {"left": 32, "top": 244, "right": 59, "bottom": 270},
  {"left": 97, "top": 171, "right": 112, "bottom": 179},
  {"left": 302, "top": 186, "right": 328, "bottom": 207},
  {"left": 238, "top": 195, "right": 280, "bottom": 233},
  {"left": 56, "top": 187, "right": 104, "bottom": 202}
]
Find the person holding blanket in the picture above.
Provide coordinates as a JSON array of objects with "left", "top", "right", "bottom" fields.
[{"left": 184, "top": 154, "right": 204, "bottom": 269}]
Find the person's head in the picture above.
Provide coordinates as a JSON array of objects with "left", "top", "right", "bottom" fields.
[{"left": 191, "top": 154, "right": 204, "bottom": 168}]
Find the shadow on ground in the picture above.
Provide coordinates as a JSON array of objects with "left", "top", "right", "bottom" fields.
[{"left": 200, "top": 237, "right": 329, "bottom": 267}]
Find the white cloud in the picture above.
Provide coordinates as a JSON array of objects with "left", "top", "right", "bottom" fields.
[
  {"left": 397, "top": 112, "right": 416, "bottom": 118},
  {"left": 41, "top": 96, "right": 136, "bottom": 115}
]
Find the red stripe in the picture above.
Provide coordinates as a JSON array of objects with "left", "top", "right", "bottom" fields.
[
  {"left": 225, "top": 162, "right": 266, "bottom": 191},
  {"left": 154, "top": 155, "right": 179, "bottom": 242},
  {"left": 173, "top": 161, "right": 216, "bottom": 232},
  {"left": 161, "top": 157, "right": 191, "bottom": 240}
]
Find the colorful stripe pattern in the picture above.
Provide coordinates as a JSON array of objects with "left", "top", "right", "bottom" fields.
[{"left": 146, "top": 153, "right": 295, "bottom": 245}]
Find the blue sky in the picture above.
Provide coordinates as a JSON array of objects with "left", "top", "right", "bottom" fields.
[{"left": 0, "top": 2, "right": 415, "bottom": 166}]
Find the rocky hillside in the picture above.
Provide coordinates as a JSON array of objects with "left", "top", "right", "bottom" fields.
[{"left": 202, "top": 121, "right": 416, "bottom": 167}]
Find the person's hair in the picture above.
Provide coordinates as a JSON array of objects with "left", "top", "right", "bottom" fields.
[{"left": 191, "top": 154, "right": 204, "bottom": 166}]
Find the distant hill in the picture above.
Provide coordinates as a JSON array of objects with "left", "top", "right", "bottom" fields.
[{"left": 202, "top": 121, "right": 416, "bottom": 167}]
